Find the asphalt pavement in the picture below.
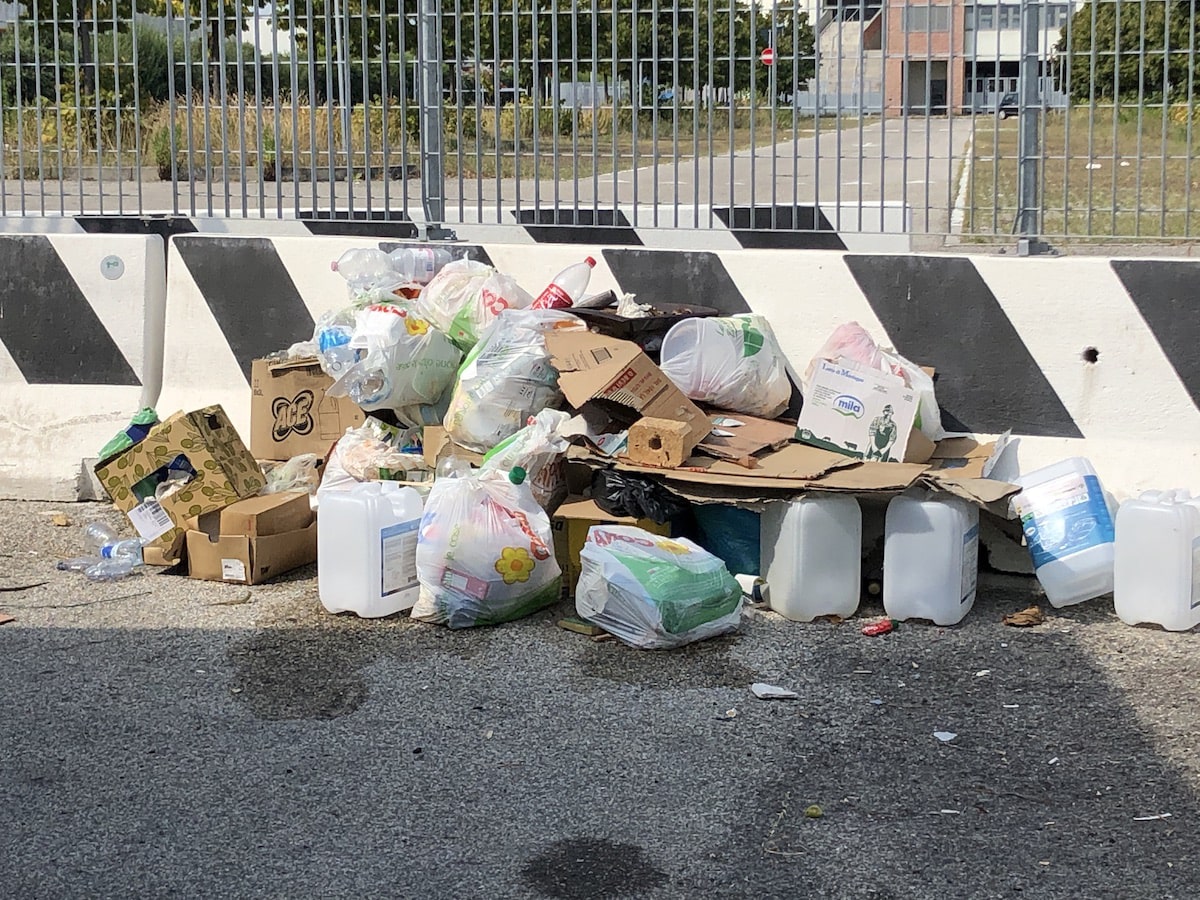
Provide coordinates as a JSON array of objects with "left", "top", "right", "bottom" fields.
[{"left": 2, "top": 500, "right": 1197, "bottom": 899}]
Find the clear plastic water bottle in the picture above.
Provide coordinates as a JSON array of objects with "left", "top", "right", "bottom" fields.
[
  {"left": 100, "top": 537, "right": 144, "bottom": 562},
  {"left": 532, "top": 257, "right": 596, "bottom": 309},
  {"left": 83, "top": 522, "right": 119, "bottom": 551},
  {"left": 332, "top": 249, "right": 400, "bottom": 291},
  {"left": 84, "top": 557, "right": 139, "bottom": 582},
  {"left": 388, "top": 247, "right": 453, "bottom": 285},
  {"left": 316, "top": 324, "right": 359, "bottom": 378}
]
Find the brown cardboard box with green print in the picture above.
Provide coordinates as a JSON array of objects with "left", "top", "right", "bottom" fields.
[{"left": 95, "top": 406, "right": 265, "bottom": 562}]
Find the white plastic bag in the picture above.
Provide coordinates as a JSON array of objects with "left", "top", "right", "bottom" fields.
[
  {"left": 412, "top": 468, "right": 562, "bottom": 628},
  {"left": 443, "top": 308, "right": 586, "bottom": 453},
  {"left": 802, "top": 322, "right": 945, "bottom": 442},
  {"left": 659, "top": 314, "right": 791, "bottom": 418},
  {"left": 325, "top": 303, "right": 462, "bottom": 422},
  {"left": 480, "top": 409, "right": 571, "bottom": 512},
  {"left": 576, "top": 525, "right": 743, "bottom": 649},
  {"left": 418, "top": 260, "right": 534, "bottom": 351}
]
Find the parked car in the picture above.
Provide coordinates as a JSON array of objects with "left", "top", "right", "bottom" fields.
[{"left": 998, "top": 92, "right": 1018, "bottom": 118}]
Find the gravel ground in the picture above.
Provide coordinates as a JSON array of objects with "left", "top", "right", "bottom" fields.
[{"left": 2, "top": 500, "right": 1198, "bottom": 900}]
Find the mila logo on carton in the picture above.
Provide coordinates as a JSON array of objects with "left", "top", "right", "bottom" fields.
[
  {"left": 834, "top": 394, "right": 865, "bottom": 418},
  {"left": 272, "top": 391, "right": 315, "bottom": 441}
]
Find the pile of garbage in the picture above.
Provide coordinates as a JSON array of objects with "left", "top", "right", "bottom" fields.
[{"left": 66, "top": 246, "right": 1200, "bottom": 643}]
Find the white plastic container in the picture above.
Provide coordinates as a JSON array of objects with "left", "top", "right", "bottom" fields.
[
  {"left": 884, "top": 493, "right": 979, "bottom": 626},
  {"left": 1012, "top": 457, "right": 1115, "bottom": 607},
  {"left": 760, "top": 495, "right": 862, "bottom": 621},
  {"left": 1114, "top": 491, "right": 1200, "bottom": 631},
  {"left": 318, "top": 481, "right": 424, "bottom": 618}
]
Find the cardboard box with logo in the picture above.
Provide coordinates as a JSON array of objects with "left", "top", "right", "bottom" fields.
[
  {"left": 186, "top": 491, "right": 317, "bottom": 584},
  {"left": 795, "top": 360, "right": 918, "bottom": 463},
  {"left": 546, "top": 331, "right": 711, "bottom": 452},
  {"left": 94, "top": 405, "right": 266, "bottom": 563},
  {"left": 251, "top": 357, "right": 366, "bottom": 461}
]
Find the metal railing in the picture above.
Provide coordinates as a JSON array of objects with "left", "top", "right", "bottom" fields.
[{"left": 0, "top": 0, "right": 1197, "bottom": 245}]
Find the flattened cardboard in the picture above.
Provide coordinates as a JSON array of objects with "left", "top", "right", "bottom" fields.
[
  {"left": 546, "top": 331, "right": 710, "bottom": 445},
  {"left": 695, "top": 413, "right": 795, "bottom": 468},
  {"left": 186, "top": 521, "right": 317, "bottom": 584},
  {"left": 251, "top": 357, "right": 366, "bottom": 461},
  {"left": 94, "top": 406, "right": 265, "bottom": 561},
  {"left": 194, "top": 491, "right": 314, "bottom": 540}
]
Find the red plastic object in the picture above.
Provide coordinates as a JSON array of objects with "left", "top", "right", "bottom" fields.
[{"left": 861, "top": 618, "right": 894, "bottom": 637}]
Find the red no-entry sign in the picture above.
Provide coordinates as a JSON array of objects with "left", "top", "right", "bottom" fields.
[{"left": 760, "top": 47, "right": 775, "bottom": 65}]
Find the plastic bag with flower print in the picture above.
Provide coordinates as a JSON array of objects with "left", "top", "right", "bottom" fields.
[{"left": 412, "top": 468, "right": 562, "bottom": 628}]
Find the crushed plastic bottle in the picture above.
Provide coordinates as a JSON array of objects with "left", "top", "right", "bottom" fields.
[
  {"left": 84, "top": 557, "right": 139, "bottom": 582},
  {"left": 532, "top": 257, "right": 596, "bottom": 309},
  {"left": 83, "top": 522, "right": 119, "bottom": 551},
  {"left": 332, "top": 249, "right": 402, "bottom": 292},
  {"left": 388, "top": 247, "right": 453, "bottom": 285},
  {"left": 57, "top": 523, "right": 144, "bottom": 581}
]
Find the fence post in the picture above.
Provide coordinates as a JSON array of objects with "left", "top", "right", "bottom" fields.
[
  {"left": 418, "top": 0, "right": 450, "bottom": 236},
  {"left": 1016, "top": 0, "right": 1042, "bottom": 244}
]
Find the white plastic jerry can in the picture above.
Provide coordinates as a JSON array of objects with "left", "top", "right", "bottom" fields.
[
  {"left": 1012, "top": 457, "right": 1115, "bottom": 607},
  {"left": 760, "top": 495, "right": 862, "bottom": 622},
  {"left": 1114, "top": 491, "right": 1200, "bottom": 632},
  {"left": 318, "top": 481, "right": 424, "bottom": 618},
  {"left": 884, "top": 492, "right": 980, "bottom": 626}
]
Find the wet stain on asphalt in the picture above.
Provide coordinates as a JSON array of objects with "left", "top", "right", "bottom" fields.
[
  {"left": 227, "top": 629, "right": 375, "bottom": 721},
  {"left": 522, "top": 837, "right": 668, "bottom": 899}
]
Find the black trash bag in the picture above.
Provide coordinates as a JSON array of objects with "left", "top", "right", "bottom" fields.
[{"left": 591, "top": 469, "right": 690, "bottom": 525}]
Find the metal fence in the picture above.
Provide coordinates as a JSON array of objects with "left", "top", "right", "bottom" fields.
[{"left": 0, "top": 0, "right": 1197, "bottom": 245}]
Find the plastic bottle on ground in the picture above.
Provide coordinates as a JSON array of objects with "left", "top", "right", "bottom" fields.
[
  {"left": 760, "top": 495, "right": 862, "bottom": 622},
  {"left": 84, "top": 557, "right": 139, "bottom": 582},
  {"left": 388, "top": 247, "right": 453, "bottom": 284},
  {"left": 883, "top": 492, "right": 979, "bottom": 626},
  {"left": 532, "top": 257, "right": 596, "bottom": 309},
  {"left": 319, "top": 481, "right": 425, "bottom": 618},
  {"left": 1114, "top": 490, "right": 1200, "bottom": 631},
  {"left": 83, "top": 522, "right": 119, "bottom": 551},
  {"left": 1012, "top": 457, "right": 1115, "bottom": 607}
]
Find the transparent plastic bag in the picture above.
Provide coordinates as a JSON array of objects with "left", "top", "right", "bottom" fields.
[
  {"left": 418, "top": 260, "right": 534, "bottom": 351},
  {"left": 325, "top": 303, "right": 462, "bottom": 420},
  {"left": 261, "top": 454, "right": 322, "bottom": 495},
  {"left": 659, "top": 314, "right": 791, "bottom": 418},
  {"left": 801, "top": 322, "right": 945, "bottom": 442},
  {"left": 316, "top": 418, "right": 432, "bottom": 507},
  {"left": 576, "top": 525, "right": 743, "bottom": 649},
  {"left": 412, "top": 469, "right": 562, "bottom": 628},
  {"left": 443, "top": 308, "right": 586, "bottom": 453},
  {"left": 480, "top": 409, "right": 571, "bottom": 512}
]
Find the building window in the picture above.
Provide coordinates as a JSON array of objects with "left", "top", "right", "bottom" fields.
[
  {"left": 999, "top": 4, "right": 1022, "bottom": 29},
  {"left": 1048, "top": 4, "right": 1071, "bottom": 28},
  {"left": 964, "top": 4, "right": 974, "bottom": 32},
  {"left": 977, "top": 5, "right": 995, "bottom": 29},
  {"left": 904, "top": 5, "right": 951, "bottom": 32}
]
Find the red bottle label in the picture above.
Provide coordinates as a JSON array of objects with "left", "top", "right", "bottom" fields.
[{"left": 533, "top": 282, "right": 573, "bottom": 310}]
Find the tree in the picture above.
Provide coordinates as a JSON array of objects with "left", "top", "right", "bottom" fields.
[
  {"left": 21, "top": 0, "right": 128, "bottom": 94},
  {"left": 1058, "top": 0, "right": 1200, "bottom": 103}
]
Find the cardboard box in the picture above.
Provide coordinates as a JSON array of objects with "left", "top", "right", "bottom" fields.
[
  {"left": 94, "top": 406, "right": 266, "bottom": 562},
  {"left": 187, "top": 491, "right": 317, "bottom": 584},
  {"left": 546, "top": 331, "right": 711, "bottom": 448},
  {"left": 795, "top": 359, "right": 918, "bottom": 463},
  {"left": 251, "top": 357, "right": 366, "bottom": 461},
  {"left": 552, "top": 497, "right": 671, "bottom": 598}
]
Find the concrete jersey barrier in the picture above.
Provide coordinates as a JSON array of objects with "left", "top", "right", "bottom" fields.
[
  {"left": 0, "top": 234, "right": 165, "bottom": 500},
  {"left": 10, "top": 230, "right": 1200, "bottom": 500}
]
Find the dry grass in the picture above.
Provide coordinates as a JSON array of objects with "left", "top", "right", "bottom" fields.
[
  {"left": 965, "top": 105, "right": 1200, "bottom": 240},
  {"left": 3, "top": 97, "right": 842, "bottom": 181}
]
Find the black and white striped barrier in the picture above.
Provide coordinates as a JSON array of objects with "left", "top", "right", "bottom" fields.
[
  {"left": 4, "top": 231, "right": 1198, "bottom": 499},
  {"left": 0, "top": 234, "right": 165, "bottom": 499},
  {"left": 158, "top": 235, "right": 1200, "bottom": 498}
]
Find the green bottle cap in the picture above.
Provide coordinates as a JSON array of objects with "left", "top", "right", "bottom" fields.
[{"left": 508, "top": 466, "right": 527, "bottom": 485}]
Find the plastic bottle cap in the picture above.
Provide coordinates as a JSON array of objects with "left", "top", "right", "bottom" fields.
[
  {"left": 509, "top": 466, "right": 527, "bottom": 485},
  {"left": 585, "top": 256, "right": 597, "bottom": 268}
]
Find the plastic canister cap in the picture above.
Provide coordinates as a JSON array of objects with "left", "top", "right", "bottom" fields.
[
  {"left": 585, "top": 256, "right": 597, "bottom": 268},
  {"left": 508, "top": 466, "right": 527, "bottom": 485}
]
